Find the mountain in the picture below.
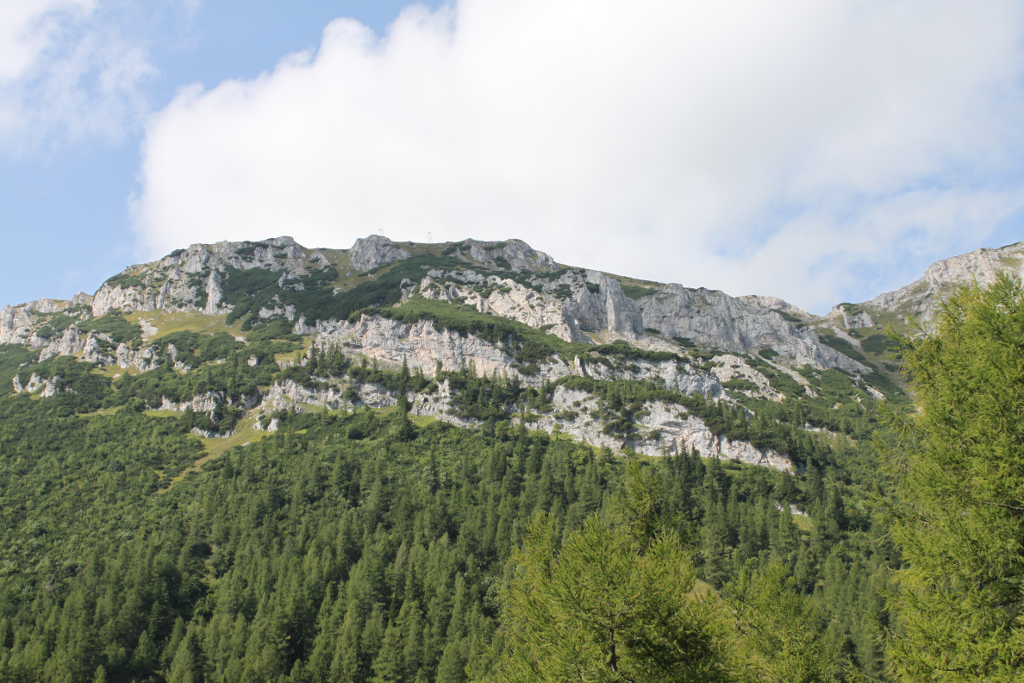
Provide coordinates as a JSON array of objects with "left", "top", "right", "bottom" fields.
[
  {"left": 1, "top": 233, "right": 1008, "bottom": 682},
  {"left": 0, "top": 233, "right": 930, "bottom": 473}
]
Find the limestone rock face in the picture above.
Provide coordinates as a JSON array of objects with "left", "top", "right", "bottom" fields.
[
  {"left": 0, "top": 304, "right": 38, "bottom": 345},
  {"left": 92, "top": 236, "right": 312, "bottom": 316},
  {"left": 826, "top": 304, "right": 875, "bottom": 330},
  {"left": 26, "top": 298, "right": 66, "bottom": 314},
  {"left": 38, "top": 327, "right": 87, "bottom": 362},
  {"left": 450, "top": 238, "right": 558, "bottom": 272},
  {"left": 634, "top": 401, "right": 792, "bottom": 471},
  {"left": 638, "top": 285, "right": 865, "bottom": 371},
  {"left": 254, "top": 375, "right": 788, "bottom": 470},
  {"left": 312, "top": 315, "right": 533, "bottom": 380},
  {"left": 310, "top": 313, "right": 725, "bottom": 398},
  {"left": 348, "top": 235, "right": 411, "bottom": 272},
  {"left": 0, "top": 296, "right": 93, "bottom": 347},
  {"left": 115, "top": 344, "right": 157, "bottom": 372},
  {"left": 419, "top": 269, "right": 643, "bottom": 343},
  {"left": 70, "top": 292, "right": 94, "bottom": 307},
  {"left": 570, "top": 272, "right": 645, "bottom": 337},
  {"left": 83, "top": 336, "right": 104, "bottom": 364},
  {"left": 12, "top": 372, "right": 63, "bottom": 398},
  {"left": 414, "top": 261, "right": 857, "bottom": 371},
  {"left": 158, "top": 388, "right": 261, "bottom": 417},
  {"left": 865, "top": 241, "right": 1024, "bottom": 322},
  {"left": 204, "top": 271, "right": 228, "bottom": 315},
  {"left": 711, "top": 354, "right": 785, "bottom": 401},
  {"left": 503, "top": 388, "right": 789, "bottom": 468}
]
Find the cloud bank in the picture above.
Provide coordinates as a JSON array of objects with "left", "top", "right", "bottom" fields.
[{"left": 135, "top": 0, "right": 1024, "bottom": 312}]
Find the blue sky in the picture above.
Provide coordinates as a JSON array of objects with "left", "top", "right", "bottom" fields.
[{"left": 3, "top": 0, "right": 1024, "bottom": 314}]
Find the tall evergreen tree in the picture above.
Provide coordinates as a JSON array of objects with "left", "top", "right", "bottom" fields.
[
  {"left": 882, "top": 273, "right": 1024, "bottom": 681},
  {"left": 485, "top": 513, "right": 735, "bottom": 683}
]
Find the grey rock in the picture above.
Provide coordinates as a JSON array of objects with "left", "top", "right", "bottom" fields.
[
  {"left": 452, "top": 238, "right": 558, "bottom": 272},
  {"left": 38, "top": 326, "right": 87, "bottom": 362},
  {"left": 92, "top": 236, "right": 312, "bottom": 316},
  {"left": 638, "top": 284, "right": 865, "bottom": 371},
  {"left": 827, "top": 304, "right": 875, "bottom": 329},
  {"left": 864, "top": 241, "right": 1024, "bottom": 324},
  {"left": 115, "top": 344, "right": 157, "bottom": 372},
  {"left": 348, "top": 235, "right": 411, "bottom": 272}
]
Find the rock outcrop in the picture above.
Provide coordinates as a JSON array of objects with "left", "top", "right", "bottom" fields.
[
  {"left": 311, "top": 314, "right": 540, "bottom": 381},
  {"left": 92, "top": 236, "right": 310, "bottom": 316},
  {"left": 347, "top": 235, "right": 411, "bottom": 272},
  {"left": 864, "top": 241, "right": 1024, "bottom": 323},
  {"left": 157, "top": 389, "right": 262, "bottom": 416},
  {"left": 255, "top": 377, "right": 791, "bottom": 471},
  {"left": 0, "top": 295, "right": 91, "bottom": 346},
  {"left": 419, "top": 268, "right": 644, "bottom": 343},
  {"left": 826, "top": 304, "right": 875, "bottom": 330},
  {"left": 638, "top": 285, "right": 866, "bottom": 372},
  {"left": 309, "top": 313, "right": 727, "bottom": 397},
  {"left": 37, "top": 327, "right": 89, "bottom": 361},
  {"left": 448, "top": 238, "right": 558, "bottom": 272}
]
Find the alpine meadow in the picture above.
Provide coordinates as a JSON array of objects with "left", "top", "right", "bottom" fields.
[{"left": 2, "top": 233, "right": 1024, "bottom": 683}]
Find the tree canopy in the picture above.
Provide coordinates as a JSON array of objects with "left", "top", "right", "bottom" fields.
[{"left": 884, "top": 272, "right": 1024, "bottom": 681}]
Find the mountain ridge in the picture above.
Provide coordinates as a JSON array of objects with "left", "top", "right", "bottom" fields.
[{"left": 0, "top": 233, "right": 1003, "bottom": 472}]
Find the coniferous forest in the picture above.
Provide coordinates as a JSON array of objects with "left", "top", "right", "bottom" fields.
[{"left": 2, "top": 265, "right": 1024, "bottom": 681}]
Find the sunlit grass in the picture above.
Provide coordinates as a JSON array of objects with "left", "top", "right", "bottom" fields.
[
  {"left": 157, "top": 413, "right": 269, "bottom": 494},
  {"left": 127, "top": 310, "right": 248, "bottom": 341}
]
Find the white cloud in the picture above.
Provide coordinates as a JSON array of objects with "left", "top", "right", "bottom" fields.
[
  {"left": 0, "top": 0, "right": 169, "bottom": 151},
  {"left": 134, "top": 0, "right": 1024, "bottom": 312},
  {"left": 0, "top": 1, "right": 90, "bottom": 81}
]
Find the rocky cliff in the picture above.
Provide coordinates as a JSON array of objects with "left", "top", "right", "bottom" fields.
[{"left": 861, "top": 241, "right": 1024, "bottom": 323}]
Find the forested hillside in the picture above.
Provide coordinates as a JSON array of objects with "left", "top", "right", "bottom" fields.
[{"left": 1, "top": 234, "right": 1019, "bottom": 681}]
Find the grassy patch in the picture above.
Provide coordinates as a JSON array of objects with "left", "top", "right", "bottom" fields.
[
  {"left": 127, "top": 311, "right": 248, "bottom": 341},
  {"left": 143, "top": 409, "right": 181, "bottom": 418},
  {"left": 91, "top": 365, "right": 142, "bottom": 379},
  {"left": 792, "top": 513, "right": 813, "bottom": 533},
  {"left": 76, "top": 406, "right": 123, "bottom": 418},
  {"left": 410, "top": 415, "right": 437, "bottom": 428},
  {"left": 621, "top": 285, "right": 658, "bottom": 300},
  {"left": 817, "top": 332, "right": 868, "bottom": 363},
  {"left": 158, "top": 415, "right": 268, "bottom": 493}
]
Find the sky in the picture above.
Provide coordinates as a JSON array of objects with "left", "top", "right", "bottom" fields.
[{"left": 3, "top": 1, "right": 1024, "bottom": 315}]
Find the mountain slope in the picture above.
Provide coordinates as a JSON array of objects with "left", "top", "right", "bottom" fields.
[
  {"left": 3, "top": 232, "right": 996, "bottom": 682},
  {"left": 0, "top": 234, "right": 910, "bottom": 473}
]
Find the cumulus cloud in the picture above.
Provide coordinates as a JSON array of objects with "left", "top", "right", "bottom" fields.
[
  {"left": 0, "top": 0, "right": 175, "bottom": 151},
  {"left": 134, "top": 0, "right": 1024, "bottom": 312}
]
